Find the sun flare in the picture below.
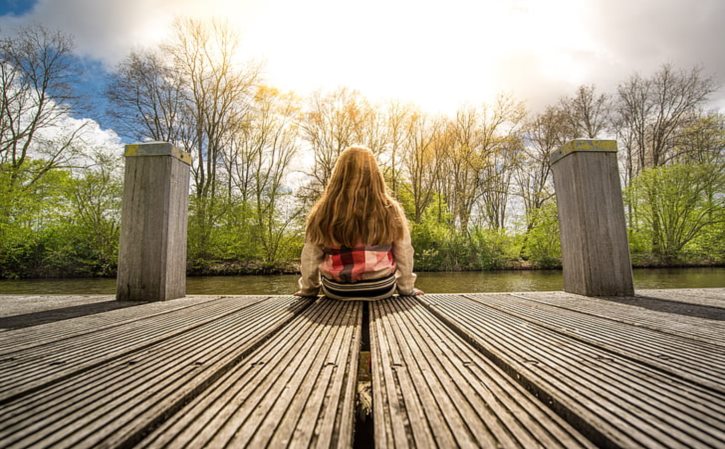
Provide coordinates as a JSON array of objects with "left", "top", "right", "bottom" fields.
[{"left": 136, "top": 0, "right": 606, "bottom": 114}]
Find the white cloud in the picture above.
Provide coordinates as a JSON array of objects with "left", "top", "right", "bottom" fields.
[
  {"left": 2, "top": 0, "right": 723, "bottom": 113},
  {"left": 28, "top": 112, "right": 125, "bottom": 173}
]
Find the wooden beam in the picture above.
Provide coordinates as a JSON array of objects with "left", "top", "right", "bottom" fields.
[
  {"left": 116, "top": 142, "right": 191, "bottom": 301},
  {"left": 551, "top": 139, "right": 634, "bottom": 296}
]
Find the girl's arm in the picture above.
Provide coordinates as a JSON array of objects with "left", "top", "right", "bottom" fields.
[
  {"left": 296, "top": 241, "right": 324, "bottom": 296},
  {"left": 393, "top": 221, "right": 418, "bottom": 296}
]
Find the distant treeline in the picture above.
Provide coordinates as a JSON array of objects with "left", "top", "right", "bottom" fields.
[{"left": 0, "top": 22, "right": 723, "bottom": 279}]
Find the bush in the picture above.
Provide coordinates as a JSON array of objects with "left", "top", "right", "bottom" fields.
[
  {"left": 626, "top": 163, "right": 724, "bottom": 264},
  {"left": 524, "top": 202, "right": 562, "bottom": 268},
  {"left": 410, "top": 199, "right": 522, "bottom": 271},
  {"left": 469, "top": 227, "right": 520, "bottom": 269}
]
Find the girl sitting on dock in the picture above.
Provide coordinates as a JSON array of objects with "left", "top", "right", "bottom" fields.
[{"left": 295, "top": 145, "right": 422, "bottom": 300}]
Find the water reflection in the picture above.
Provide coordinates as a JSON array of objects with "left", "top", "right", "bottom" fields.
[{"left": 0, "top": 267, "right": 723, "bottom": 295}]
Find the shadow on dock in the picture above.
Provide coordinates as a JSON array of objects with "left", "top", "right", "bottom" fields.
[
  {"left": 0, "top": 300, "right": 140, "bottom": 329},
  {"left": 603, "top": 294, "right": 725, "bottom": 320}
]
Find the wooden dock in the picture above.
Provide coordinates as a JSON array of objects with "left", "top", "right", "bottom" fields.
[{"left": 0, "top": 289, "right": 724, "bottom": 448}]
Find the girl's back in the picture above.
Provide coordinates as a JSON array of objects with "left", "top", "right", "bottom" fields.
[{"left": 295, "top": 146, "right": 419, "bottom": 300}]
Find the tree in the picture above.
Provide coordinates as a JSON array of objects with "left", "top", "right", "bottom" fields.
[
  {"left": 524, "top": 201, "right": 561, "bottom": 268},
  {"left": 626, "top": 163, "right": 724, "bottom": 262},
  {"left": 0, "top": 25, "right": 86, "bottom": 190},
  {"left": 559, "top": 84, "right": 609, "bottom": 139},
  {"left": 169, "top": 19, "right": 260, "bottom": 256},
  {"left": 514, "top": 106, "right": 571, "bottom": 259},
  {"left": 616, "top": 64, "right": 716, "bottom": 172},
  {"left": 673, "top": 112, "right": 724, "bottom": 166},
  {"left": 447, "top": 95, "right": 525, "bottom": 231},
  {"left": 299, "top": 88, "right": 380, "bottom": 203},
  {"left": 447, "top": 107, "right": 479, "bottom": 230},
  {"left": 616, "top": 64, "right": 717, "bottom": 255},
  {"left": 247, "top": 87, "right": 300, "bottom": 264},
  {"left": 0, "top": 25, "right": 93, "bottom": 278},
  {"left": 401, "top": 111, "right": 444, "bottom": 222},
  {"left": 107, "top": 50, "right": 189, "bottom": 144},
  {"left": 478, "top": 130, "right": 523, "bottom": 230},
  {"left": 64, "top": 151, "right": 123, "bottom": 275},
  {"left": 109, "top": 19, "right": 261, "bottom": 258},
  {"left": 516, "top": 106, "right": 568, "bottom": 227},
  {"left": 382, "top": 101, "right": 410, "bottom": 198}
]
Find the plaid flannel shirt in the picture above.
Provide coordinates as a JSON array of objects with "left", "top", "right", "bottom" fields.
[
  {"left": 298, "top": 224, "right": 417, "bottom": 296},
  {"left": 320, "top": 244, "right": 396, "bottom": 282}
]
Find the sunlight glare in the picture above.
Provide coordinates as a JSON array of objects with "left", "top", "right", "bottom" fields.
[{"left": 148, "top": 0, "right": 605, "bottom": 113}]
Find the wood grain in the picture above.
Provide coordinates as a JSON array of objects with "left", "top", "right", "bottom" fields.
[
  {"left": 551, "top": 144, "right": 634, "bottom": 296},
  {"left": 116, "top": 143, "right": 190, "bottom": 302},
  {"left": 418, "top": 293, "right": 725, "bottom": 449},
  {"left": 371, "top": 296, "right": 596, "bottom": 449}
]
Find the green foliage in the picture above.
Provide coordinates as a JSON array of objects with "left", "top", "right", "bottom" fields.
[
  {"left": 625, "top": 163, "right": 724, "bottom": 263},
  {"left": 626, "top": 227, "right": 652, "bottom": 265},
  {"left": 395, "top": 185, "right": 417, "bottom": 220},
  {"left": 186, "top": 194, "right": 305, "bottom": 274},
  {"left": 0, "top": 164, "right": 69, "bottom": 278},
  {"left": 410, "top": 199, "right": 522, "bottom": 271},
  {"left": 187, "top": 198, "right": 248, "bottom": 271},
  {"left": 687, "top": 218, "right": 725, "bottom": 262},
  {"left": 523, "top": 202, "right": 562, "bottom": 268},
  {"left": 64, "top": 159, "right": 122, "bottom": 275},
  {"left": 1, "top": 159, "right": 722, "bottom": 279},
  {"left": 470, "top": 227, "right": 522, "bottom": 269},
  {"left": 410, "top": 197, "right": 454, "bottom": 270},
  {"left": 0, "top": 158, "right": 123, "bottom": 278}
]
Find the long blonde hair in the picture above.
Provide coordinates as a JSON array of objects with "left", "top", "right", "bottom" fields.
[{"left": 306, "top": 146, "right": 406, "bottom": 247}]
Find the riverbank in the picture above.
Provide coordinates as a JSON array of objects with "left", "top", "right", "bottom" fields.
[
  {"left": 1, "top": 257, "right": 723, "bottom": 281},
  {"left": 1, "top": 267, "right": 724, "bottom": 295},
  {"left": 185, "top": 256, "right": 724, "bottom": 276}
]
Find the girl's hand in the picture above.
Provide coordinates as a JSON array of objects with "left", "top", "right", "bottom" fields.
[
  {"left": 412, "top": 288, "right": 424, "bottom": 296},
  {"left": 294, "top": 290, "right": 317, "bottom": 298}
]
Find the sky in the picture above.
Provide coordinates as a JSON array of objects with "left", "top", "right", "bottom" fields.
[{"left": 1, "top": 0, "right": 724, "bottom": 129}]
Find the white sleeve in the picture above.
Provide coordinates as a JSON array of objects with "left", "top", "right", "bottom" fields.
[
  {"left": 392, "top": 223, "right": 417, "bottom": 295},
  {"left": 297, "top": 241, "right": 324, "bottom": 296}
]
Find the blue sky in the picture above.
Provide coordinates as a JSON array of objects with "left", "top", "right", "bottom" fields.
[
  {"left": 0, "top": 0, "right": 36, "bottom": 16},
  {"left": 1, "top": 0, "right": 121, "bottom": 139},
  {"left": 66, "top": 57, "right": 115, "bottom": 131}
]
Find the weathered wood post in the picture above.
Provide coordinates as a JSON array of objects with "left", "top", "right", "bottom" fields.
[
  {"left": 550, "top": 139, "right": 634, "bottom": 296},
  {"left": 116, "top": 142, "right": 191, "bottom": 301}
]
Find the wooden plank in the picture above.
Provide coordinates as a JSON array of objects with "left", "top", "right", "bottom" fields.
[
  {"left": 507, "top": 291, "right": 725, "bottom": 346},
  {"left": 0, "top": 295, "right": 225, "bottom": 353},
  {"left": 371, "top": 297, "right": 596, "bottom": 449},
  {"left": 418, "top": 294, "right": 725, "bottom": 449},
  {"left": 0, "top": 295, "right": 269, "bottom": 403},
  {"left": 0, "top": 295, "right": 310, "bottom": 449},
  {"left": 460, "top": 292, "right": 725, "bottom": 393},
  {"left": 0, "top": 295, "right": 115, "bottom": 318},
  {"left": 136, "top": 298, "right": 361, "bottom": 449}
]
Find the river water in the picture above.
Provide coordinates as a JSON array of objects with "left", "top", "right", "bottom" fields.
[{"left": 0, "top": 267, "right": 722, "bottom": 295}]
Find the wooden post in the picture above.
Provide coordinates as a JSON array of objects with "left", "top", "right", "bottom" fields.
[
  {"left": 550, "top": 139, "right": 634, "bottom": 296},
  {"left": 116, "top": 142, "right": 191, "bottom": 301}
]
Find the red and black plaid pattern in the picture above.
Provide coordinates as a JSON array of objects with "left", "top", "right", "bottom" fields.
[{"left": 320, "top": 244, "right": 396, "bottom": 282}]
